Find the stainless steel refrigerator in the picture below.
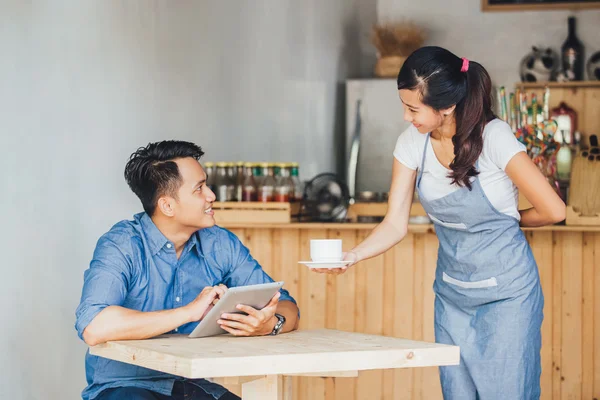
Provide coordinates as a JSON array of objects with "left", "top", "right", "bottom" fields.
[{"left": 345, "top": 79, "right": 412, "bottom": 199}]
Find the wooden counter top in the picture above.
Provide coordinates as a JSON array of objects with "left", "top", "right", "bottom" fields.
[{"left": 220, "top": 222, "right": 600, "bottom": 232}]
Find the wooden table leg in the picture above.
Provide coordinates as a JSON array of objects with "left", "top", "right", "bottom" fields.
[
  {"left": 282, "top": 376, "right": 293, "bottom": 400},
  {"left": 241, "top": 375, "right": 285, "bottom": 400}
]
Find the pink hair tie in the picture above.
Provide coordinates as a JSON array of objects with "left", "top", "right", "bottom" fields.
[{"left": 461, "top": 58, "right": 469, "bottom": 73}]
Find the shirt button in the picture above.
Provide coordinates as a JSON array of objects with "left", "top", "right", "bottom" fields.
[
  {"left": 176, "top": 297, "right": 180, "bottom": 302},
  {"left": 166, "top": 243, "right": 172, "bottom": 249}
]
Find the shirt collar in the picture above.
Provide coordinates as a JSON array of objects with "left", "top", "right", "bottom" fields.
[
  {"left": 138, "top": 212, "right": 200, "bottom": 256},
  {"left": 139, "top": 213, "right": 170, "bottom": 256}
]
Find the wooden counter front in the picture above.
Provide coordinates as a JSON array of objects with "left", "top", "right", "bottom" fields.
[{"left": 218, "top": 222, "right": 600, "bottom": 400}]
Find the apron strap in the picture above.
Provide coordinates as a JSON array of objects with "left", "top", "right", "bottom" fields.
[{"left": 417, "top": 133, "right": 430, "bottom": 186}]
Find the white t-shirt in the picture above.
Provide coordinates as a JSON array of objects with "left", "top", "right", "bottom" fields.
[{"left": 393, "top": 119, "right": 525, "bottom": 220}]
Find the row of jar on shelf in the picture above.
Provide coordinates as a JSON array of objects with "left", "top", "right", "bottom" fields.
[{"left": 203, "top": 162, "right": 304, "bottom": 203}]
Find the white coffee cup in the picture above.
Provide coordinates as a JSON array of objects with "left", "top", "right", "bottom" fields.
[{"left": 310, "top": 239, "right": 342, "bottom": 262}]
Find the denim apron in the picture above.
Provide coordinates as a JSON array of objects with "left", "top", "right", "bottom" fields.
[{"left": 416, "top": 133, "right": 544, "bottom": 399}]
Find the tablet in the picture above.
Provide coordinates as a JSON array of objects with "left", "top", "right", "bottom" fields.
[{"left": 188, "top": 281, "right": 284, "bottom": 338}]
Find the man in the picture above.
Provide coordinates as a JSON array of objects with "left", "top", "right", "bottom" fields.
[{"left": 75, "top": 140, "right": 299, "bottom": 400}]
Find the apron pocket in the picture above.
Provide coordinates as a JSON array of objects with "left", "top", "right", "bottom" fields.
[
  {"left": 442, "top": 272, "right": 498, "bottom": 289},
  {"left": 428, "top": 214, "right": 468, "bottom": 230}
]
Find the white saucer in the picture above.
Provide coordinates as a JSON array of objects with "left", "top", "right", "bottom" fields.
[{"left": 298, "top": 260, "right": 352, "bottom": 269}]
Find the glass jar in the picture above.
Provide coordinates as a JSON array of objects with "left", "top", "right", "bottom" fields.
[
  {"left": 258, "top": 162, "right": 275, "bottom": 202},
  {"left": 242, "top": 162, "right": 257, "bottom": 202},
  {"left": 275, "top": 163, "right": 294, "bottom": 202}
]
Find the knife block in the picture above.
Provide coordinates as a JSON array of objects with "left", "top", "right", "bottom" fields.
[{"left": 566, "top": 151, "right": 600, "bottom": 226}]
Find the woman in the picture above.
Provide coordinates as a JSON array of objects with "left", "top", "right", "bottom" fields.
[{"left": 315, "top": 46, "right": 565, "bottom": 399}]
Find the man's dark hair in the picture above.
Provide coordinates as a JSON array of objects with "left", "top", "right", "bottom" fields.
[{"left": 124, "top": 140, "right": 205, "bottom": 216}]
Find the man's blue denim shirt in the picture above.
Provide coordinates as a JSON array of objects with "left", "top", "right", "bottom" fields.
[{"left": 75, "top": 213, "right": 297, "bottom": 399}]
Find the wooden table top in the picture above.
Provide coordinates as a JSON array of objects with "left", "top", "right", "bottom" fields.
[{"left": 90, "top": 329, "right": 459, "bottom": 379}]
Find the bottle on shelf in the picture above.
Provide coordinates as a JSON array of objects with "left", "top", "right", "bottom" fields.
[
  {"left": 235, "top": 161, "right": 245, "bottom": 202},
  {"left": 561, "top": 16, "right": 585, "bottom": 81},
  {"left": 204, "top": 162, "right": 215, "bottom": 194},
  {"left": 225, "top": 163, "right": 237, "bottom": 201},
  {"left": 290, "top": 162, "right": 304, "bottom": 202},
  {"left": 258, "top": 162, "right": 275, "bottom": 202},
  {"left": 275, "top": 163, "right": 294, "bottom": 202},
  {"left": 242, "top": 162, "right": 258, "bottom": 202},
  {"left": 214, "top": 162, "right": 230, "bottom": 202},
  {"left": 556, "top": 130, "right": 573, "bottom": 182}
]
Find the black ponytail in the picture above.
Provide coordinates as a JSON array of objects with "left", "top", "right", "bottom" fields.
[{"left": 397, "top": 46, "right": 495, "bottom": 189}]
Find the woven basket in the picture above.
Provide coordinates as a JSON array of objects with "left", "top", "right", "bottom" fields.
[{"left": 374, "top": 56, "right": 407, "bottom": 78}]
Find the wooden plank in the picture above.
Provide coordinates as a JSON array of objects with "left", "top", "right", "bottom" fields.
[
  {"left": 420, "top": 233, "right": 442, "bottom": 399},
  {"left": 583, "top": 88, "right": 600, "bottom": 147},
  {"left": 552, "top": 232, "right": 563, "bottom": 400},
  {"left": 323, "top": 230, "right": 340, "bottom": 400},
  {"left": 270, "top": 228, "right": 283, "bottom": 285},
  {"left": 215, "top": 209, "right": 292, "bottom": 224},
  {"left": 528, "top": 231, "right": 554, "bottom": 400},
  {"left": 382, "top": 234, "right": 398, "bottom": 400},
  {"left": 283, "top": 376, "right": 293, "bottom": 400},
  {"left": 273, "top": 229, "right": 301, "bottom": 400},
  {"left": 246, "top": 229, "right": 274, "bottom": 276},
  {"left": 242, "top": 375, "right": 283, "bottom": 400},
  {"left": 347, "top": 202, "right": 427, "bottom": 219},
  {"left": 354, "top": 230, "right": 368, "bottom": 335},
  {"left": 218, "top": 222, "right": 433, "bottom": 232},
  {"left": 516, "top": 81, "right": 600, "bottom": 89},
  {"left": 594, "top": 233, "right": 600, "bottom": 399},
  {"left": 91, "top": 329, "right": 460, "bottom": 378},
  {"left": 561, "top": 232, "right": 583, "bottom": 400},
  {"left": 219, "top": 222, "right": 600, "bottom": 233},
  {"left": 356, "top": 229, "right": 385, "bottom": 400},
  {"left": 412, "top": 234, "right": 426, "bottom": 399},
  {"left": 582, "top": 233, "right": 595, "bottom": 400},
  {"left": 484, "top": 2, "right": 600, "bottom": 11},
  {"left": 287, "top": 371, "right": 359, "bottom": 378},
  {"left": 214, "top": 201, "right": 293, "bottom": 210},
  {"left": 299, "top": 229, "right": 327, "bottom": 400},
  {"left": 227, "top": 228, "right": 246, "bottom": 244},
  {"left": 272, "top": 229, "right": 300, "bottom": 299},
  {"left": 325, "top": 230, "right": 341, "bottom": 330},
  {"left": 334, "top": 230, "right": 358, "bottom": 400},
  {"left": 392, "top": 234, "right": 415, "bottom": 400},
  {"left": 297, "top": 230, "right": 311, "bottom": 400}
]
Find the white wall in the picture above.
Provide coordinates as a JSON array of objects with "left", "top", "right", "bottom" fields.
[
  {"left": 0, "top": 1, "right": 375, "bottom": 399},
  {"left": 378, "top": 0, "right": 600, "bottom": 89}
]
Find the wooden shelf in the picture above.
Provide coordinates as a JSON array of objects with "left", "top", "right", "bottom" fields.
[
  {"left": 513, "top": 80, "right": 600, "bottom": 147},
  {"left": 482, "top": 0, "right": 600, "bottom": 11},
  {"left": 516, "top": 81, "right": 600, "bottom": 89}
]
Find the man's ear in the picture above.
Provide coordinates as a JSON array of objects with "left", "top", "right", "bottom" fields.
[{"left": 156, "top": 196, "right": 175, "bottom": 217}]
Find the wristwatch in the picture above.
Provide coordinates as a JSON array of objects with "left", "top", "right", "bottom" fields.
[{"left": 270, "top": 313, "right": 286, "bottom": 335}]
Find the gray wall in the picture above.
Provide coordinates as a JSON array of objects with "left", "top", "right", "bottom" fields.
[
  {"left": 378, "top": 0, "right": 600, "bottom": 89},
  {"left": 2, "top": 1, "right": 598, "bottom": 399},
  {"left": 0, "top": 1, "right": 375, "bottom": 399}
]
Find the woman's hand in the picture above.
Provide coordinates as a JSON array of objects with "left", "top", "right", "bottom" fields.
[
  {"left": 506, "top": 152, "right": 566, "bottom": 227},
  {"left": 311, "top": 250, "right": 359, "bottom": 275}
]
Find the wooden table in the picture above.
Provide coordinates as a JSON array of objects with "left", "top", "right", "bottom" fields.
[{"left": 91, "top": 329, "right": 459, "bottom": 399}]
